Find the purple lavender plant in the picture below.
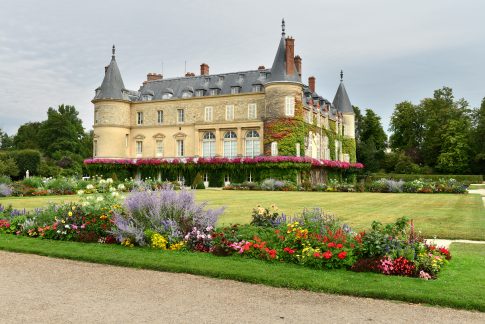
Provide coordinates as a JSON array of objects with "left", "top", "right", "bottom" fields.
[
  {"left": 112, "top": 185, "right": 224, "bottom": 245},
  {"left": 0, "top": 184, "right": 13, "bottom": 197}
]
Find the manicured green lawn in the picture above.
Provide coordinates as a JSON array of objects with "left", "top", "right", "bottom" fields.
[
  {"left": 0, "top": 235, "right": 484, "bottom": 311},
  {"left": 470, "top": 184, "right": 485, "bottom": 189},
  {"left": 1, "top": 191, "right": 484, "bottom": 240}
]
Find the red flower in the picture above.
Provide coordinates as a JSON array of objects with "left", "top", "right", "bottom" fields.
[
  {"left": 313, "top": 252, "right": 321, "bottom": 258},
  {"left": 322, "top": 251, "right": 333, "bottom": 259},
  {"left": 337, "top": 251, "right": 347, "bottom": 259},
  {"left": 327, "top": 242, "right": 336, "bottom": 248},
  {"left": 336, "top": 243, "right": 343, "bottom": 249}
]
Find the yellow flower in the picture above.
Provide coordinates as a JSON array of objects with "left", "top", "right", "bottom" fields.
[
  {"left": 71, "top": 206, "right": 76, "bottom": 211},
  {"left": 68, "top": 211, "right": 73, "bottom": 217},
  {"left": 61, "top": 219, "right": 65, "bottom": 224}
]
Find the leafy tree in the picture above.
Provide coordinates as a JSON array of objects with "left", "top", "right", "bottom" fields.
[
  {"left": 471, "top": 98, "right": 485, "bottom": 174},
  {"left": 0, "top": 156, "right": 19, "bottom": 177},
  {"left": 357, "top": 109, "right": 387, "bottom": 172},
  {"left": 13, "top": 122, "right": 43, "bottom": 150},
  {"left": 0, "top": 129, "right": 14, "bottom": 149},
  {"left": 38, "top": 104, "right": 85, "bottom": 158},
  {"left": 435, "top": 119, "right": 471, "bottom": 173},
  {"left": 421, "top": 87, "right": 472, "bottom": 168},
  {"left": 389, "top": 101, "right": 424, "bottom": 163}
]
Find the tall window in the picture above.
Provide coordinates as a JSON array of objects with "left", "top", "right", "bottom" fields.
[
  {"left": 156, "top": 140, "right": 164, "bottom": 157},
  {"left": 157, "top": 110, "right": 163, "bottom": 124},
  {"left": 93, "top": 140, "right": 98, "bottom": 157},
  {"left": 285, "top": 96, "right": 295, "bottom": 116},
  {"left": 231, "top": 87, "right": 240, "bottom": 94},
  {"left": 245, "top": 130, "right": 260, "bottom": 157},
  {"left": 95, "top": 110, "right": 99, "bottom": 124},
  {"left": 195, "top": 89, "right": 204, "bottom": 97},
  {"left": 226, "top": 105, "right": 234, "bottom": 121},
  {"left": 271, "top": 141, "right": 278, "bottom": 156},
  {"left": 210, "top": 89, "right": 219, "bottom": 96},
  {"left": 176, "top": 139, "right": 184, "bottom": 157},
  {"left": 248, "top": 103, "right": 257, "bottom": 119},
  {"left": 223, "top": 131, "right": 237, "bottom": 158},
  {"left": 204, "top": 106, "right": 213, "bottom": 122},
  {"left": 202, "top": 132, "right": 216, "bottom": 157},
  {"left": 136, "top": 141, "right": 143, "bottom": 157},
  {"left": 177, "top": 109, "right": 184, "bottom": 123},
  {"left": 125, "top": 134, "right": 129, "bottom": 148},
  {"left": 137, "top": 112, "right": 143, "bottom": 125}
]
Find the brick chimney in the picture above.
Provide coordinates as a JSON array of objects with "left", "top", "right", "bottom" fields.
[
  {"left": 308, "top": 76, "right": 315, "bottom": 93},
  {"left": 294, "top": 55, "right": 302, "bottom": 78},
  {"left": 285, "top": 37, "right": 295, "bottom": 75},
  {"left": 185, "top": 72, "right": 195, "bottom": 77},
  {"left": 258, "top": 65, "right": 266, "bottom": 70},
  {"left": 147, "top": 73, "right": 163, "bottom": 81},
  {"left": 200, "top": 63, "right": 209, "bottom": 76}
]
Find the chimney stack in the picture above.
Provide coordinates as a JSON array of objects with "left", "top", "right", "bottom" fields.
[
  {"left": 285, "top": 37, "right": 295, "bottom": 75},
  {"left": 185, "top": 72, "right": 195, "bottom": 77},
  {"left": 147, "top": 73, "right": 163, "bottom": 81},
  {"left": 308, "top": 76, "right": 316, "bottom": 93},
  {"left": 200, "top": 63, "right": 209, "bottom": 76},
  {"left": 294, "top": 55, "right": 302, "bottom": 78},
  {"left": 258, "top": 65, "right": 266, "bottom": 70}
]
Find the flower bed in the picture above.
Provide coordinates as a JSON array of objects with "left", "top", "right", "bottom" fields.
[{"left": 0, "top": 187, "right": 451, "bottom": 280}]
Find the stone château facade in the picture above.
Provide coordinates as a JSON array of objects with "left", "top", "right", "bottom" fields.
[{"left": 92, "top": 21, "right": 356, "bottom": 163}]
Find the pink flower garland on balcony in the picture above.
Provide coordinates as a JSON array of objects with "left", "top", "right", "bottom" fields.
[{"left": 84, "top": 157, "right": 364, "bottom": 170}]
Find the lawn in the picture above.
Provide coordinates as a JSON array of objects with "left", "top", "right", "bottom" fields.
[
  {"left": 470, "top": 184, "right": 485, "bottom": 190},
  {"left": 0, "top": 235, "right": 484, "bottom": 312},
  {"left": 1, "top": 190, "right": 484, "bottom": 240}
]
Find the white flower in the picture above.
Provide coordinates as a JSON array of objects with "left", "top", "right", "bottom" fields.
[
  {"left": 77, "top": 190, "right": 84, "bottom": 196},
  {"left": 81, "top": 201, "right": 90, "bottom": 206},
  {"left": 99, "top": 179, "right": 106, "bottom": 185},
  {"left": 86, "top": 184, "right": 94, "bottom": 190},
  {"left": 106, "top": 178, "right": 114, "bottom": 184},
  {"left": 117, "top": 184, "right": 126, "bottom": 190},
  {"left": 56, "top": 230, "right": 61, "bottom": 234},
  {"left": 96, "top": 196, "right": 104, "bottom": 202},
  {"left": 111, "top": 192, "right": 119, "bottom": 198},
  {"left": 109, "top": 187, "right": 116, "bottom": 192},
  {"left": 65, "top": 225, "right": 70, "bottom": 229}
]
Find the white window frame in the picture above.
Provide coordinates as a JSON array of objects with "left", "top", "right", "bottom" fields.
[
  {"left": 204, "top": 106, "right": 213, "bottom": 122},
  {"left": 177, "top": 109, "right": 184, "bottom": 123},
  {"left": 285, "top": 96, "right": 295, "bottom": 117},
  {"left": 137, "top": 112, "right": 143, "bottom": 125},
  {"left": 225, "top": 105, "right": 234, "bottom": 121},
  {"left": 202, "top": 132, "right": 216, "bottom": 157},
  {"left": 223, "top": 131, "right": 237, "bottom": 158},
  {"left": 176, "top": 139, "right": 184, "bottom": 157},
  {"left": 245, "top": 130, "right": 260, "bottom": 157},
  {"left": 271, "top": 141, "right": 278, "bottom": 156},
  {"left": 210, "top": 89, "right": 218, "bottom": 96},
  {"left": 136, "top": 141, "right": 143, "bottom": 157},
  {"left": 157, "top": 110, "right": 163, "bottom": 124},
  {"left": 248, "top": 103, "right": 257, "bottom": 119},
  {"left": 195, "top": 90, "right": 204, "bottom": 97},
  {"left": 231, "top": 87, "right": 240, "bottom": 94},
  {"left": 156, "top": 140, "right": 164, "bottom": 157}
]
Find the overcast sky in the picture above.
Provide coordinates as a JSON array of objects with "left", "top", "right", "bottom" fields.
[{"left": 1, "top": 0, "right": 484, "bottom": 135}]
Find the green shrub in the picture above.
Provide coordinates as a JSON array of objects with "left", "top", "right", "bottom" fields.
[
  {"left": 370, "top": 173, "right": 482, "bottom": 185},
  {"left": 22, "top": 177, "right": 44, "bottom": 188},
  {"left": 3, "top": 150, "right": 41, "bottom": 177}
]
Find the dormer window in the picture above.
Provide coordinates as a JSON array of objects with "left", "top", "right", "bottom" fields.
[
  {"left": 210, "top": 89, "right": 219, "bottom": 96},
  {"left": 259, "top": 72, "right": 266, "bottom": 80},
  {"left": 195, "top": 89, "right": 204, "bottom": 97},
  {"left": 181, "top": 91, "right": 193, "bottom": 98},
  {"left": 218, "top": 76, "right": 224, "bottom": 82},
  {"left": 252, "top": 85, "right": 262, "bottom": 92},
  {"left": 162, "top": 93, "right": 173, "bottom": 99},
  {"left": 231, "top": 87, "right": 240, "bottom": 94},
  {"left": 142, "top": 95, "right": 152, "bottom": 101}
]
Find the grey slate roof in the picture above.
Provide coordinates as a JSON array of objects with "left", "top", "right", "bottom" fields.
[
  {"left": 269, "top": 36, "right": 301, "bottom": 83},
  {"left": 332, "top": 82, "right": 354, "bottom": 114},
  {"left": 93, "top": 55, "right": 130, "bottom": 101},
  {"left": 136, "top": 69, "right": 270, "bottom": 101}
]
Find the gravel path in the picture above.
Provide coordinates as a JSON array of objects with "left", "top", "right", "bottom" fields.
[{"left": 1, "top": 251, "right": 484, "bottom": 323}]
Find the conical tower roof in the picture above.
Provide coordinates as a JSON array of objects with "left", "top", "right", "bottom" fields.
[
  {"left": 268, "top": 20, "right": 300, "bottom": 83},
  {"left": 332, "top": 71, "right": 353, "bottom": 114},
  {"left": 94, "top": 45, "right": 129, "bottom": 101}
]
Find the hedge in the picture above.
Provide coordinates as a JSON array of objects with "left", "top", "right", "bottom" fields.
[
  {"left": 0, "top": 149, "right": 41, "bottom": 177},
  {"left": 369, "top": 173, "right": 483, "bottom": 185}
]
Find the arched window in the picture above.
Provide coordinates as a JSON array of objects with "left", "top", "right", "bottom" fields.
[
  {"left": 245, "top": 130, "right": 260, "bottom": 157},
  {"left": 223, "top": 131, "right": 237, "bottom": 158},
  {"left": 202, "top": 132, "right": 216, "bottom": 157}
]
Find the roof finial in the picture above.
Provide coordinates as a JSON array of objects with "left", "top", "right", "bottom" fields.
[
  {"left": 112, "top": 45, "right": 116, "bottom": 59},
  {"left": 340, "top": 69, "right": 344, "bottom": 82},
  {"left": 281, "top": 18, "right": 286, "bottom": 36}
]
